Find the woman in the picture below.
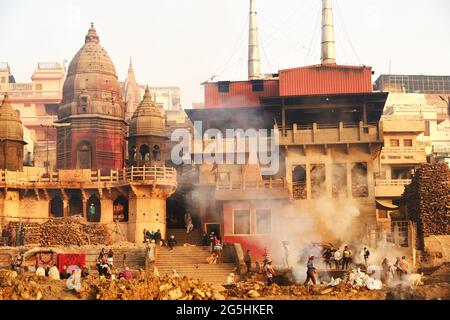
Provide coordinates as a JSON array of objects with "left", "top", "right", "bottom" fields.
[
  {"left": 381, "top": 258, "right": 394, "bottom": 284},
  {"left": 107, "top": 249, "right": 114, "bottom": 268},
  {"left": 214, "top": 239, "right": 223, "bottom": 263}
]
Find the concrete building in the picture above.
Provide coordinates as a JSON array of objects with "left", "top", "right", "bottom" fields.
[
  {"left": 0, "top": 62, "right": 65, "bottom": 170},
  {"left": 182, "top": 0, "right": 388, "bottom": 259}
]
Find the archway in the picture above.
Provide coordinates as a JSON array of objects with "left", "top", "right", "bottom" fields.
[
  {"left": 50, "top": 195, "right": 64, "bottom": 217},
  {"left": 86, "top": 194, "right": 101, "bottom": 222},
  {"left": 292, "top": 165, "right": 307, "bottom": 199},
  {"left": 152, "top": 144, "right": 161, "bottom": 161},
  {"left": 113, "top": 196, "right": 129, "bottom": 222},
  {"left": 76, "top": 141, "right": 92, "bottom": 169},
  {"left": 139, "top": 144, "right": 150, "bottom": 161},
  {"left": 69, "top": 195, "right": 83, "bottom": 216}
]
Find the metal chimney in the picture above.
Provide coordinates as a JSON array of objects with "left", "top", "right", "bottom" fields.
[
  {"left": 248, "top": 0, "right": 261, "bottom": 80},
  {"left": 321, "top": 0, "right": 336, "bottom": 65}
]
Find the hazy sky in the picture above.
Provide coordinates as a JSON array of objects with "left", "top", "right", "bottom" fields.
[{"left": 1, "top": 0, "right": 449, "bottom": 108}]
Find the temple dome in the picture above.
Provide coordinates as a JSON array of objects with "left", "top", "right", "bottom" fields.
[
  {"left": 58, "top": 23, "right": 125, "bottom": 120},
  {"left": 0, "top": 93, "right": 24, "bottom": 142},
  {"left": 129, "top": 87, "right": 165, "bottom": 137}
]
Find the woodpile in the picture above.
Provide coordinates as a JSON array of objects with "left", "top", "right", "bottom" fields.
[
  {"left": 8, "top": 218, "right": 110, "bottom": 247},
  {"left": 293, "top": 182, "right": 307, "bottom": 199},
  {"left": 402, "top": 164, "right": 450, "bottom": 247}
]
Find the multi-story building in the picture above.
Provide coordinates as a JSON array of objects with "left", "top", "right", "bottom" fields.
[
  {"left": 182, "top": 0, "right": 388, "bottom": 258},
  {"left": 0, "top": 62, "right": 65, "bottom": 170}
]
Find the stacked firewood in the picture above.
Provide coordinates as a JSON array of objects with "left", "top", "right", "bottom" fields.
[
  {"left": 402, "top": 164, "right": 450, "bottom": 239},
  {"left": 8, "top": 218, "right": 110, "bottom": 247}
]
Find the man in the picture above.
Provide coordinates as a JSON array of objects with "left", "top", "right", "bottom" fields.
[
  {"left": 89, "top": 203, "right": 96, "bottom": 217},
  {"left": 167, "top": 235, "right": 177, "bottom": 251},
  {"left": 81, "top": 265, "right": 90, "bottom": 278},
  {"left": 154, "top": 229, "right": 162, "bottom": 246},
  {"left": 333, "top": 249, "right": 342, "bottom": 270},
  {"left": 363, "top": 247, "right": 370, "bottom": 266},
  {"left": 322, "top": 248, "right": 332, "bottom": 269},
  {"left": 123, "top": 266, "right": 133, "bottom": 280},
  {"left": 244, "top": 250, "right": 252, "bottom": 273},
  {"left": 342, "top": 246, "right": 352, "bottom": 270},
  {"left": 1, "top": 225, "right": 8, "bottom": 246},
  {"left": 398, "top": 256, "right": 410, "bottom": 280},
  {"left": 262, "top": 248, "right": 270, "bottom": 268},
  {"left": 60, "top": 265, "right": 69, "bottom": 280},
  {"left": 304, "top": 256, "right": 317, "bottom": 285},
  {"left": 9, "top": 225, "right": 16, "bottom": 247},
  {"left": 264, "top": 259, "right": 275, "bottom": 286},
  {"left": 209, "top": 232, "right": 216, "bottom": 253}
]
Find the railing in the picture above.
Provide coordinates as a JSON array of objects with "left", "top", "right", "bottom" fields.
[
  {"left": 216, "top": 178, "right": 286, "bottom": 190},
  {"left": 8, "top": 90, "right": 62, "bottom": 98},
  {"left": 375, "top": 179, "right": 412, "bottom": 187},
  {"left": 382, "top": 115, "right": 424, "bottom": 121},
  {"left": 382, "top": 146, "right": 425, "bottom": 153},
  {"left": 0, "top": 166, "right": 177, "bottom": 186}
]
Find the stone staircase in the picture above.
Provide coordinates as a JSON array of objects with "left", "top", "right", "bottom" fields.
[{"left": 156, "top": 228, "right": 237, "bottom": 284}]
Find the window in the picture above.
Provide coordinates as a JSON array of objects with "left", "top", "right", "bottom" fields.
[
  {"left": 332, "top": 163, "right": 347, "bottom": 198},
  {"left": 24, "top": 103, "right": 31, "bottom": 108},
  {"left": 233, "top": 210, "right": 250, "bottom": 234},
  {"left": 251, "top": 80, "right": 264, "bottom": 92},
  {"left": 311, "top": 164, "right": 326, "bottom": 199},
  {"left": 378, "top": 209, "right": 388, "bottom": 219},
  {"left": 390, "top": 139, "right": 399, "bottom": 147},
  {"left": 403, "top": 139, "right": 413, "bottom": 147},
  {"left": 292, "top": 165, "right": 307, "bottom": 199},
  {"left": 256, "top": 209, "right": 271, "bottom": 234},
  {"left": 152, "top": 144, "right": 161, "bottom": 161},
  {"left": 80, "top": 96, "right": 88, "bottom": 112},
  {"left": 218, "top": 81, "right": 230, "bottom": 93},
  {"left": 351, "top": 162, "right": 368, "bottom": 198}
]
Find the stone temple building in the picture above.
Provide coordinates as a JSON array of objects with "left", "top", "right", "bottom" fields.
[{"left": 0, "top": 24, "right": 177, "bottom": 243}]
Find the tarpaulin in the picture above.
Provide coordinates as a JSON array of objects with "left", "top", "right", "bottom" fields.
[{"left": 58, "top": 253, "right": 86, "bottom": 272}]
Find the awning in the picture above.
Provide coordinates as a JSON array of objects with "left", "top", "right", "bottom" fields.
[{"left": 376, "top": 200, "right": 399, "bottom": 210}]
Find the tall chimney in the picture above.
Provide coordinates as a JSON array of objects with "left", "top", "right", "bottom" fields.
[
  {"left": 248, "top": 0, "right": 261, "bottom": 80},
  {"left": 321, "top": 0, "right": 336, "bottom": 65}
]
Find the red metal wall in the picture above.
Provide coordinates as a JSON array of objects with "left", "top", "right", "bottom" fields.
[
  {"left": 204, "top": 80, "right": 279, "bottom": 109},
  {"left": 279, "top": 64, "right": 373, "bottom": 96}
]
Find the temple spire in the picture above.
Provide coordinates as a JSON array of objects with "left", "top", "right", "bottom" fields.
[
  {"left": 248, "top": 0, "right": 261, "bottom": 80},
  {"left": 85, "top": 22, "right": 99, "bottom": 44},
  {"left": 321, "top": 0, "right": 336, "bottom": 65}
]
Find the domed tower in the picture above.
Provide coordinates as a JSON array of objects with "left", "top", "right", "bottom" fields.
[
  {"left": 127, "top": 86, "right": 167, "bottom": 167},
  {"left": 56, "top": 23, "right": 127, "bottom": 170},
  {"left": 0, "top": 93, "right": 26, "bottom": 171}
]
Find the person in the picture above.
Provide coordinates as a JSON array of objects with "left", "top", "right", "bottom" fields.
[
  {"left": 154, "top": 229, "right": 162, "bottom": 246},
  {"left": 342, "top": 246, "right": 352, "bottom": 270},
  {"left": 394, "top": 257, "right": 402, "bottom": 280},
  {"left": 171, "top": 269, "right": 180, "bottom": 278},
  {"left": 167, "top": 235, "right": 177, "bottom": 251},
  {"left": 123, "top": 266, "right": 133, "bottom": 280},
  {"left": 304, "top": 256, "right": 317, "bottom": 285},
  {"left": 398, "top": 256, "right": 410, "bottom": 280},
  {"left": 97, "top": 248, "right": 106, "bottom": 267},
  {"left": 10, "top": 253, "right": 23, "bottom": 273},
  {"left": 264, "top": 259, "right": 275, "bottom": 286},
  {"left": 201, "top": 233, "right": 208, "bottom": 246},
  {"left": 35, "top": 266, "right": 46, "bottom": 277},
  {"left": 214, "top": 239, "right": 223, "bottom": 263},
  {"left": 209, "top": 232, "right": 216, "bottom": 253},
  {"left": 184, "top": 212, "right": 191, "bottom": 227},
  {"left": 333, "top": 249, "right": 342, "bottom": 270},
  {"left": 262, "top": 248, "right": 270, "bottom": 268},
  {"left": 18, "top": 228, "right": 25, "bottom": 246},
  {"left": 89, "top": 203, "right": 96, "bottom": 218},
  {"left": 186, "top": 220, "right": 194, "bottom": 234},
  {"left": 67, "top": 268, "right": 82, "bottom": 292},
  {"left": 146, "top": 239, "right": 156, "bottom": 268},
  {"left": 282, "top": 241, "right": 290, "bottom": 269},
  {"left": 322, "top": 248, "right": 332, "bottom": 269},
  {"left": 98, "top": 261, "right": 109, "bottom": 279},
  {"left": 81, "top": 265, "right": 90, "bottom": 278},
  {"left": 60, "top": 265, "right": 69, "bottom": 280},
  {"left": 381, "top": 258, "right": 394, "bottom": 284},
  {"left": 48, "top": 265, "right": 60, "bottom": 280},
  {"left": 244, "top": 250, "right": 252, "bottom": 273},
  {"left": 363, "top": 247, "right": 370, "bottom": 266},
  {"left": 107, "top": 249, "right": 114, "bottom": 268},
  {"left": 227, "top": 273, "right": 236, "bottom": 285},
  {"left": 206, "top": 253, "right": 218, "bottom": 264},
  {"left": 9, "top": 225, "right": 16, "bottom": 247},
  {"left": 143, "top": 228, "right": 148, "bottom": 242},
  {"left": 1, "top": 225, "right": 8, "bottom": 246}
]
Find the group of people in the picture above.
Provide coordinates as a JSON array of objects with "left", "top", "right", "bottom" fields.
[
  {"left": 143, "top": 229, "right": 162, "bottom": 245},
  {"left": 381, "top": 256, "right": 410, "bottom": 283},
  {"left": 1, "top": 224, "right": 25, "bottom": 247},
  {"left": 202, "top": 231, "right": 223, "bottom": 263},
  {"left": 321, "top": 245, "right": 356, "bottom": 270}
]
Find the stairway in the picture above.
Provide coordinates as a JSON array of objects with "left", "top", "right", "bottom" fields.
[
  {"left": 166, "top": 228, "right": 203, "bottom": 245},
  {"left": 156, "top": 230, "right": 237, "bottom": 284}
]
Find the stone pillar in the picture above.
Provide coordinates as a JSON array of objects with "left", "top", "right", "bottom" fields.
[
  {"left": 347, "top": 161, "right": 352, "bottom": 199},
  {"left": 63, "top": 200, "right": 69, "bottom": 217},
  {"left": 100, "top": 198, "right": 114, "bottom": 224},
  {"left": 306, "top": 163, "right": 312, "bottom": 199},
  {"left": 1, "top": 190, "right": 20, "bottom": 223}
]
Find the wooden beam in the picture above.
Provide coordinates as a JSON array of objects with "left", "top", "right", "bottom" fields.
[{"left": 34, "top": 188, "right": 40, "bottom": 201}]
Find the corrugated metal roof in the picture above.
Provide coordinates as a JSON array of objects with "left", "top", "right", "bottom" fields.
[
  {"left": 279, "top": 64, "right": 373, "bottom": 96},
  {"left": 204, "top": 80, "right": 279, "bottom": 108}
]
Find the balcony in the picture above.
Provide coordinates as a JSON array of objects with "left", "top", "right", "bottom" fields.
[
  {"left": 215, "top": 178, "right": 289, "bottom": 201},
  {"left": 380, "top": 147, "right": 427, "bottom": 164},
  {"left": 277, "top": 122, "right": 381, "bottom": 146},
  {"left": 375, "top": 179, "right": 411, "bottom": 197},
  {"left": 381, "top": 115, "right": 425, "bottom": 133}
]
